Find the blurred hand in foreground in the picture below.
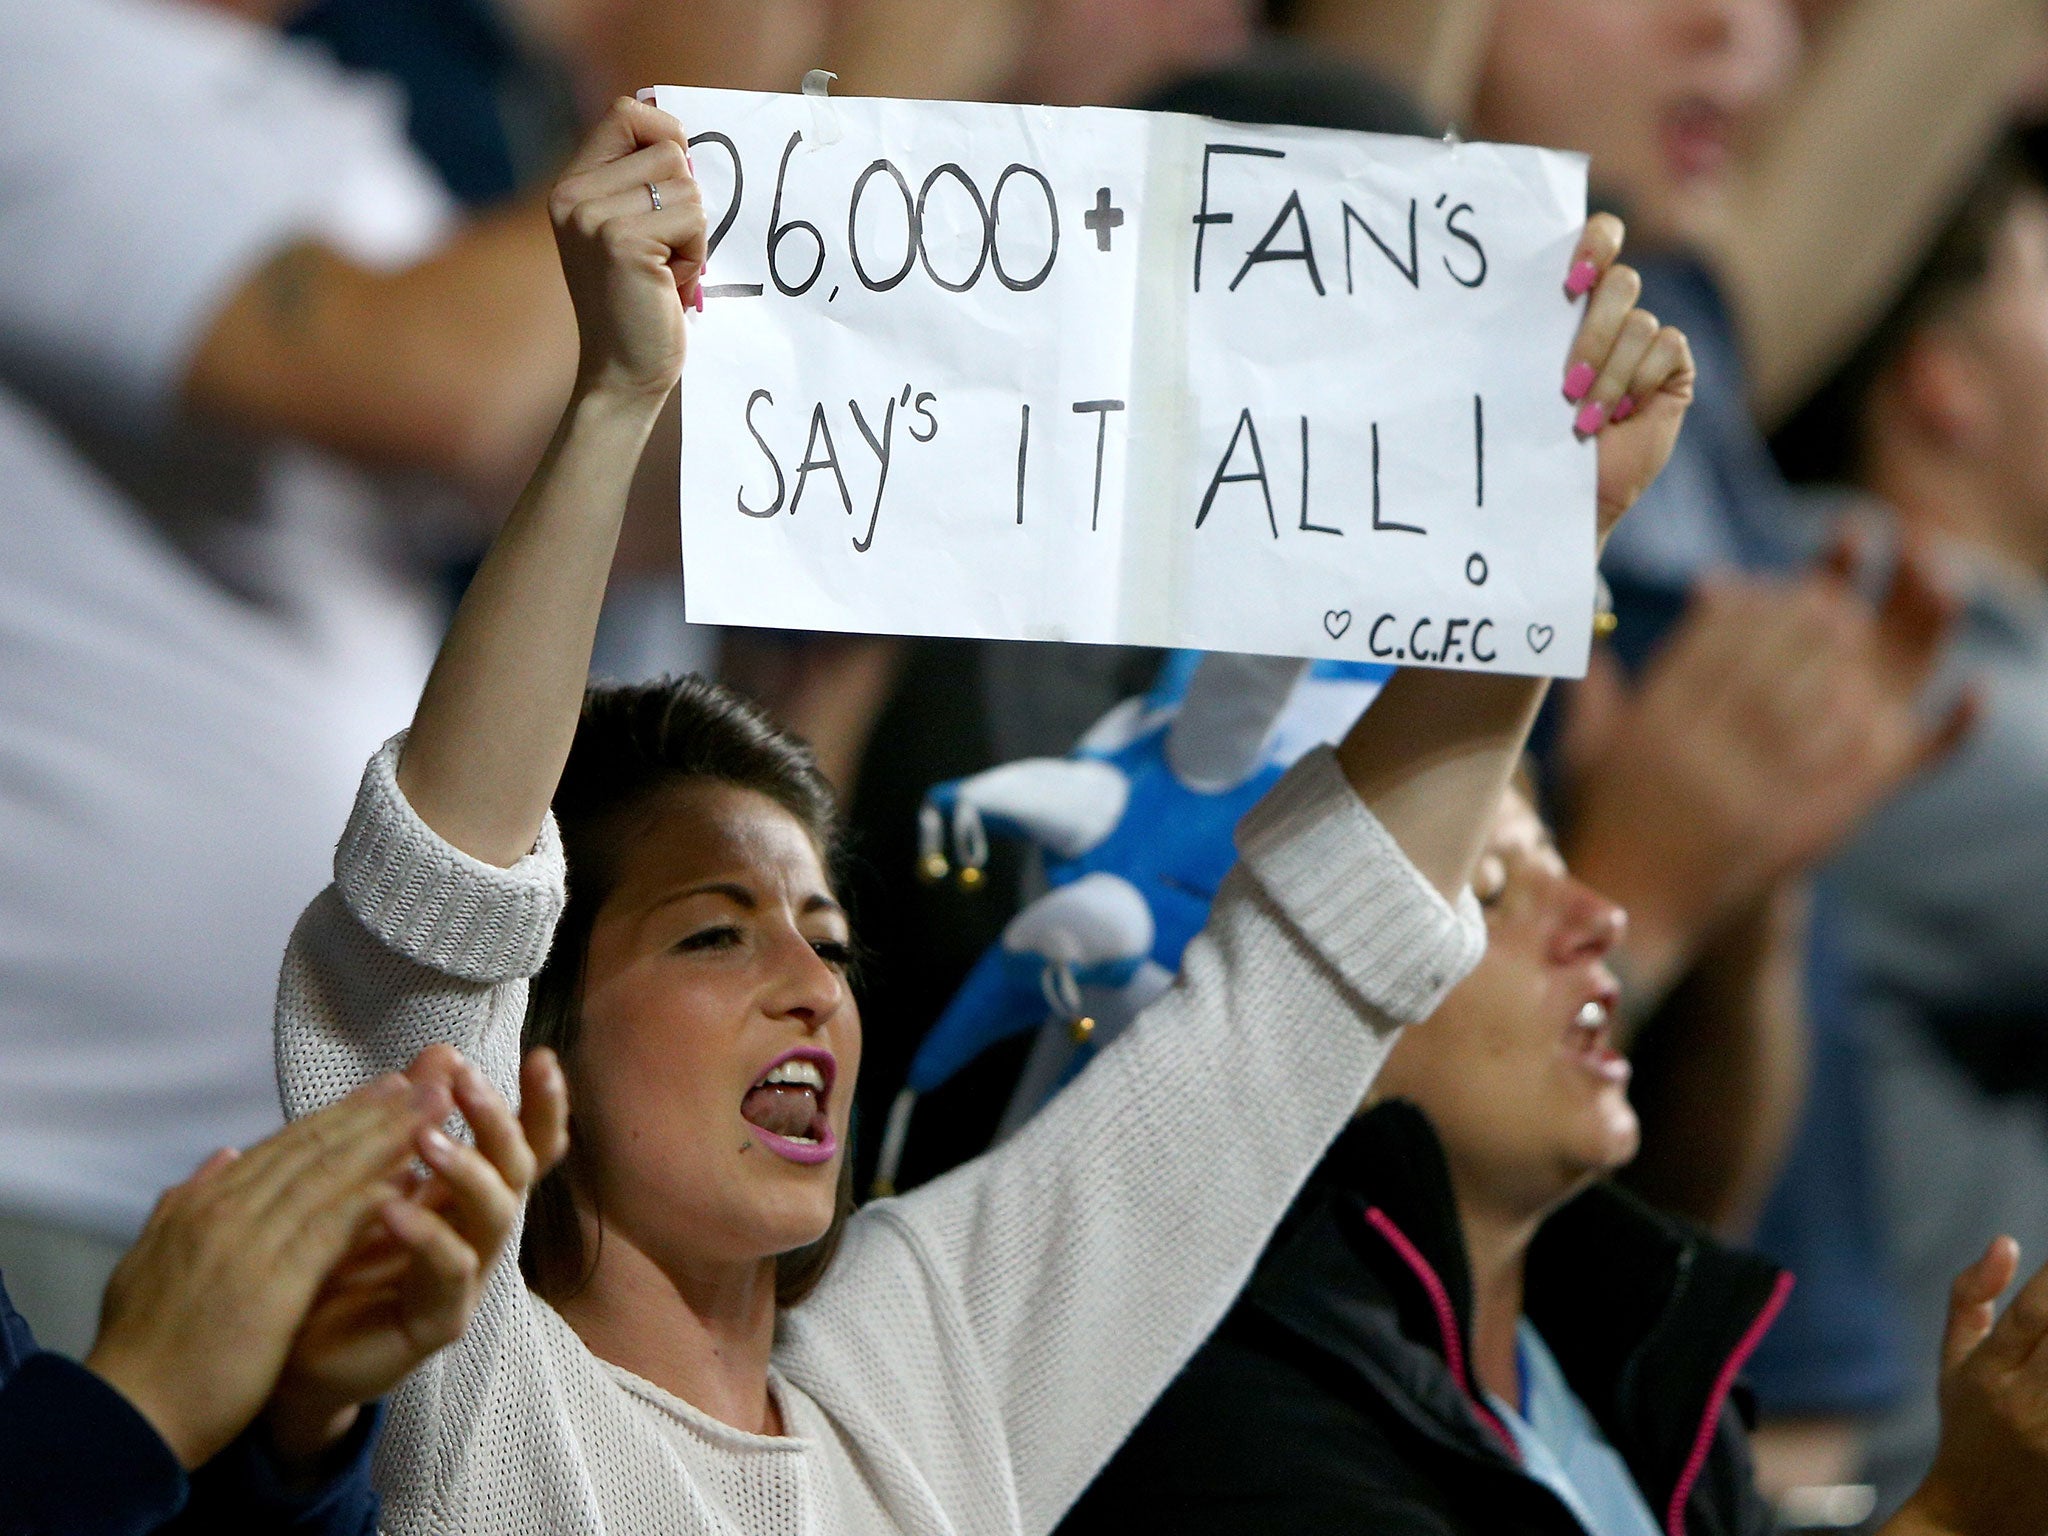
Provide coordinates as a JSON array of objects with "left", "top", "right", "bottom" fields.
[
  {"left": 264, "top": 1046, "right": 571, "bottom": 1465},
  {"left": 82, "top": 1044, "right": 569, "bottom": 1473},
  {"left": 82, "top": 1069, "right": 444, "bottom": 1468}
]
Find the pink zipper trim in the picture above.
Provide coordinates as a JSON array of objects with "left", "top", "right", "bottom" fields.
[
  {"left": 1664, "top": 1270, "right": 1794, "bottom": 1536},
  {"left": 1363, "top": 1206, "right": 1521, "bottom": 1463}
]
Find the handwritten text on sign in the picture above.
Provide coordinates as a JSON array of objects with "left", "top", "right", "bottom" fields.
[{"left": 655, "top": 85, "right": 1594, "bottom": 676}]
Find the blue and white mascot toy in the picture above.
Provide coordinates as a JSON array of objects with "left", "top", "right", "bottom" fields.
[{"left": 873, "top": 651, "right": 1390, "bottom": 1194}]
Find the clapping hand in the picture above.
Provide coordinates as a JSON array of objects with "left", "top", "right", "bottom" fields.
[
  {"left": 263, "top": 1046, "right": 570, "bottom": 1465},
  {"left": 1560, "top": 536, "right": 1971, "bottom": 997},
  {"left": 82, "top": 1071, "right": 445, "bottom": 1468},
  {"left": 1892, "top": 1238, "right": 2048, "bottom": 1536}
]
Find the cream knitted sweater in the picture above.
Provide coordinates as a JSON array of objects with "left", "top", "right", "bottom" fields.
[{"left": 275, "top": 737, "right": 1485, "bottom": 1536}]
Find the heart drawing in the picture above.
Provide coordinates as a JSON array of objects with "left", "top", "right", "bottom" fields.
[
  {"left": 1324, "top": 610, "right": 1353, "bottom": 640},
  {"left": 1526, "top": 624, "right": 1555, "bottom": 654}
]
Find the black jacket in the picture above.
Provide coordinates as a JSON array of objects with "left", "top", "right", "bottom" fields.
[
  {"left": 1060, "top": 1102, "right": 1790, "bottom": 1536},
  {"left": 0, "top": 1275, "right": 382, "bottom": 1536}
]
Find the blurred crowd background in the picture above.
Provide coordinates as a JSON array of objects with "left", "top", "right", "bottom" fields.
[{"left": 5, "top": 0, "right": 2048, "bottom": 1529}]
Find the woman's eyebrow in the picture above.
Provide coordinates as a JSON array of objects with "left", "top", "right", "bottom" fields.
[
  {"left": 650, "top": 880, "right": 759, "bottom": 913},
  {"left": 646, "top": 883, "right": 842, "bottom": 917}
]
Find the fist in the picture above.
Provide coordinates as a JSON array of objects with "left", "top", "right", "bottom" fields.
[{"left": 549, "top": 96, "right": 709, "bottom": 402}]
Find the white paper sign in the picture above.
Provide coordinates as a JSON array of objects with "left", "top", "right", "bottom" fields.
[{"left": 655, "top": 84, "right": 1594, "bottom": 676}]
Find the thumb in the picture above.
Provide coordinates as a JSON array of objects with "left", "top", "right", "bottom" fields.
[
  {"left": 1561, "top": 645, "right": 1629, "bottom": 773},
  {"left": 520, "top": 1048, "right": 572, "bottom": 1177},
  {"left": 1944, "top": 1235, "right": 2021, "bottom": 1374}
]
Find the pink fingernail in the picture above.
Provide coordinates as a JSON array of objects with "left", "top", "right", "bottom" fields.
[
  {"left": 1566, "top": 260, "right": 1599, "bottom": 298},
  {"left": 1612, "top": 394, "right": 1637, "bottom": 423},
  {"left": 1564, "top": 362, "right": 1597, "bottom": 403},
  {"left": 694, "top": 279, "right": 705, "bottom": 313},
  {"left": 1575, "top": 401, "right": 1609, "bottom": 436}
]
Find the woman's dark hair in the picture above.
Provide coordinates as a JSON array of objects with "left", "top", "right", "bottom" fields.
[
  {"left": 518, "top": 675, "right": 855, "bottom": 1307},
  {"left": 1775, "top": 136, "right": 2047, "bottom": 487}
]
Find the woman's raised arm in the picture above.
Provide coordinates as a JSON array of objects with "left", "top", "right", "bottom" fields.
[
  {"left": 394, "top": 99, "right": 707, "bottom": 867},
  {"left": 1337, "top": 212, "right": 1695, "bottom": 900},
  {"left": 1723, "top": 0, "right": 2045, "bottom": 426},
  {"left": 810, "top": 218, "right": 1697, "bottom": 1536}
]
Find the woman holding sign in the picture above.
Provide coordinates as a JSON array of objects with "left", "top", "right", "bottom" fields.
[{"left": 274, "top": 97, "right": 1693, "bottom": 1534}]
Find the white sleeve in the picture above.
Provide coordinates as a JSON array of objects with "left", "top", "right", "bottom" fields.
[
  {"left": 0, "top": 0, "right": 453, "bottom": 431},
  {"left": 809, "top": 746, "right": 1487, "bottom": 1533},
  {"left": 274, "top": 733, "right": 567, "bottom": 1521},
  {"left": 275, "top": 733, "right": 564, "bottom": 1117}
]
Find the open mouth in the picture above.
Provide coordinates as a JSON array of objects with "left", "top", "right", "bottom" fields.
[
  {"left": 1660, "top": 97, "right": 1734, "bottom": 183},
  {"left": 741, "top": 1048, "right": 838, "bottom": 1165},
  {"left": 1565, "top": 997, "right": 1631, "bottom": 1085}
]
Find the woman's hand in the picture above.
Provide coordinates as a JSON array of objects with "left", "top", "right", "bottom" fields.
[
  {"left": 81, "top": 1073, "right": 442, "bottom": 1469},
  {"left": 549, "top": 96, "right": 708, "bottom": 403},
  {"left": 1559, "top": 213, "right": 1697, "bottom": 540},
  {"left": 1888, "top": 1238, "right": 2048, "bottom": 1536},
  {"left": 262, "top": 1047, "right": 571, "bottom": 1466},
  {"left": 1333, "top": 215, "right": 1698, "bottom": 902}
]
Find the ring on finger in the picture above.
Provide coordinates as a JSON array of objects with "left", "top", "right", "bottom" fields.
[{"left": 647, "top": 182, "right": 663, "bottom": 213}]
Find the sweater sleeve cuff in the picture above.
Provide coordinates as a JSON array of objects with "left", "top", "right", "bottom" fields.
[
  {"left": 0, "top": 1352, "right": 189, "bottom": 1534},
  {"left": 333, "top": 733, "right": 567, "bottom": 984},
  {"left": 1234, "top": 745, "right": 1487, "bottom": 1026}
]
